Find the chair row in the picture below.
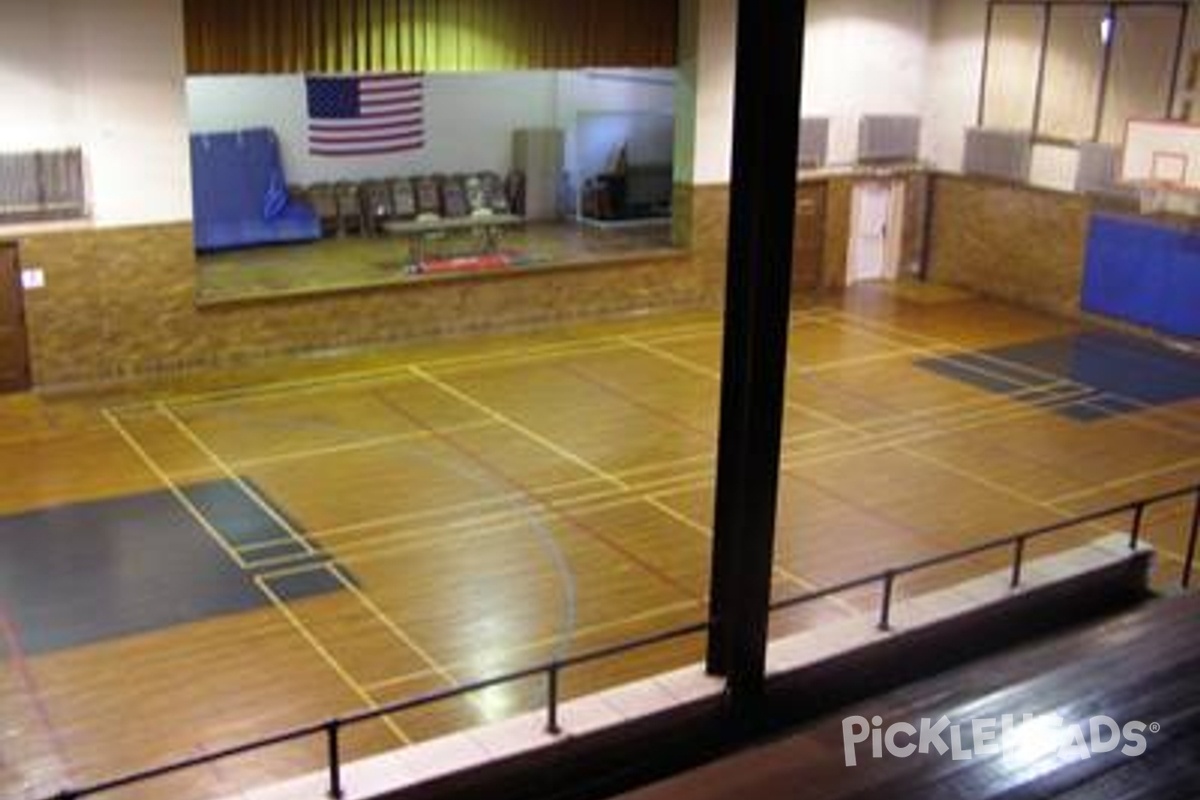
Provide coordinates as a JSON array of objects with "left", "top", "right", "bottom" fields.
[{"left": 291, "top": 172, "right": 527, "bottom": 238}]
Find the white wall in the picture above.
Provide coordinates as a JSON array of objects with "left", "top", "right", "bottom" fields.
[
  {"left": 686, "top": 0, "right": 934, "bottom": 184},
  {"left": 924, "top": 0, "right": 1075, "bottom": 189},
  {"left": 9, "top": 0, "right": 1191, "bottom": 233},
  {"left": 923, "top": 0, "right": 986, "bottom": 175},
  {"left": 0, "top": 0, "right": 192, "bottom": 227},
  {"left": 691, "top": 0, "right": 737, "bottom": 184},
  {"left": 804, "top": 0, "right": 933, "bottom": 165},
  {"left": 188, "top": 72, "right": 557, "bottom": 184},
  {"left": 926, "top": 0, "right": 1200, "bottom": 192},
  {"left": 554, "top": 70, "right": 677, "bottom": 180},
  {"left": 187, "top": 70, "right": 675, "bottom": 188}
]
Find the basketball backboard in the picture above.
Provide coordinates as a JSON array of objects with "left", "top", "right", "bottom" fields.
[{"left": 1121, "top": 118, "right": 1200, "bottom": 193}]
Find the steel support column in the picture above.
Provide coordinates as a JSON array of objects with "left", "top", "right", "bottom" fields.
[{"left": 705, "top": 0, "right": 807, "bottom": 704}]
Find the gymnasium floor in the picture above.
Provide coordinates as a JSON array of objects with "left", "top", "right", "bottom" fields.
[{"left": 1, "top": 283, "right": 1198, "bottom": 800}]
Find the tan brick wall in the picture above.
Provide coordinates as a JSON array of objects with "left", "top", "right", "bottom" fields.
[
  {"left": 14, "top": 181, "right": 861, "bottom": 388},
  {"left": 17, "top": 218, "right": 720, "bottom": 387},
  {"left": 927, "top": 175, "right": 1091, "bottom": 317},
  {"left": 688, "top": 184, "right": 731, "bottom": 305}
]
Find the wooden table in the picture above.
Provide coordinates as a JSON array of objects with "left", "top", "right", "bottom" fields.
[{"left": 380, "top": 214, "right": 524, "bottom": 268}]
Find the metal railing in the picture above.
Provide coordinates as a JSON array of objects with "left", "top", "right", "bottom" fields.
[{"left": 43, "top": 482, "right": 1200, "bottom": 800}]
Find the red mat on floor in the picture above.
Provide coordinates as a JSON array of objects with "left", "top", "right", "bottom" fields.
[{"left": 418, "top": 252, "right": 517, "bottom": 274}]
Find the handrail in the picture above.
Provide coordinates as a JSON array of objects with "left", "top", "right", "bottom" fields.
[
  {"left": 43, "top": 481, "right": 1200, "bottom": 800},
  {"left": 769, "top": 481, "right": 1200, "bottom": 617}
]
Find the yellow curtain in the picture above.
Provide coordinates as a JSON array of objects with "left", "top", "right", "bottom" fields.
[{"left": 183, "top": 0, "right": 679, "bottom": 74}]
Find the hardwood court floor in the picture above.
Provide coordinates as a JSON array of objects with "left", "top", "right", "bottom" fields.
[{"left": 1, "top": 284, "right": 1198, "bottom": 800}]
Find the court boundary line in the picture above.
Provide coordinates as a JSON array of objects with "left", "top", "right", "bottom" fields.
[
  {"left": 1051, "top": 455, "right": 1200, "bottom": 505},
  {"left": 370, "top": 382, "right": 705, "bottom": 604},
  {"left": 102, "top": 409, "right": 250, "bottom": 570},
  {"left": 821, "top": 311, "right": 1200, "bottom": 443},
  {"left": 104, "top": 316, "right": 740, "bottom": 415},
  {"left": 408, "top": 365, "right": 630, "bottom": 491},
  {"left": 157, "top": 402, "right": 319, "bottom": 561},
  {"left": 107, "top": 406, "right": 452, "bottom": 735},
  {"left": 213, "top": 418, "right": 499, "bottom": 472},
  {"left": 359, "top": 599, "right": 701, "bottom": 695},
  {"left": 254, "top": 575, "right": 411, "bottom": 745},
  {"left": 302, "top": 388, "right": 1124, "bottom": 568},
  {"left": 619, "top": 335, "right": 870, "bottom": 438},
  {"left": 639, "top": 495, "right": 860, "bottom": 617},
  {"left": 161, "top": 405, "right": 470, "bottom": 680}
]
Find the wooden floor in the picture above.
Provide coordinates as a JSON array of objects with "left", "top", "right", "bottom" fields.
[
  {"left": 613, "top": 592, "right": 1200, "bottom": 800},
  {"left": 1, "top": 283, "right": 1198, "bottom": 800}
]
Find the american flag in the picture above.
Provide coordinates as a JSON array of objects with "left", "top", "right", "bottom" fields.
[{"left": 306, "top": 74, "right": 425, "bottom": 158}]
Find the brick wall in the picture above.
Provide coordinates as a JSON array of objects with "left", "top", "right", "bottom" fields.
[
  {"left": 927, "top": 174, "right": 1091, "bottom": 316},
  {"left": 18, "top": 216, "right": 717, "bottom": 387},
  {"left": 14, "top": 178, "right": 909, "bottom": 388}
]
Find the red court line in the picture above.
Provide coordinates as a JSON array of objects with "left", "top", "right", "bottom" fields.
[
  {"left": 0, "top": 604, "right": 73, "bottom": 782},
  {"left": 556, "top": 361, "right": 715, "bottom": 440},
  {"left": 371, "top": 389, "right": 705, "bottom": 604}
]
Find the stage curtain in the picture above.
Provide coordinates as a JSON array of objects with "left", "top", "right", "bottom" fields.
[{"left": 183, "top": 0, "right": 679, "bottom": 74}]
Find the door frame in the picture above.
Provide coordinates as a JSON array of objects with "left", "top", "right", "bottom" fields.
[
  {"left": 846, "top": 179, "right": 906, "bottom": 285},
  {"left": 0, "top": 243, "right": 32, "bottom": 393}
]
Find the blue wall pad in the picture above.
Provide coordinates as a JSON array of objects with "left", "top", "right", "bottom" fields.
[
  {"left": 916, "top": 331, "right": 1200, "bottom": 422},
  {"left": 1083, "top": 214, "right": 1200, "bottom": 338},
  {"left": 190, "top": 128, "right": 321, "bottom": 252},
  {"left": 0, "top": 480, "right": 345, "bottom": 655}
]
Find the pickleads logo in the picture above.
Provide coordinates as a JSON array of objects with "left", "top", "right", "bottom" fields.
[{"left": 841, "top": 713, "right": 1158, "bottom": 767}]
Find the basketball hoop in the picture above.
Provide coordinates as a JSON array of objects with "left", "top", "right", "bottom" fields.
[
  {"left": 1137, "top": 184, "right": 1200, "bottom": 218},
  {"left": 1138, "top": 185, "right": 1170, "bottom": 215},
  {"left": 1119, "top": 119, "right": 1200, "bottom": 217}
]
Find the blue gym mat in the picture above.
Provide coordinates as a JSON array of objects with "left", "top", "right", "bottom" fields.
[
  {"left": 0, "top": 479, "right": 344, "bottom": 655},
  {"left": 916, "top": 332, "right": 1200, "bottom": 422}
]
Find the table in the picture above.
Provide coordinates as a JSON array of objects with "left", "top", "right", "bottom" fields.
[{"left": 380, "top": 214, "right": 524, "bottom": 268}]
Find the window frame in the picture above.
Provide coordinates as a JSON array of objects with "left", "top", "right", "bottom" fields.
[{"left": 977, "top": 0, "right": 1190, "bottom": 147}]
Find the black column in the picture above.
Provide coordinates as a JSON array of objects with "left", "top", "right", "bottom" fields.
[{"left": 705, "top": 0, "right": 807, "bottom": 702}]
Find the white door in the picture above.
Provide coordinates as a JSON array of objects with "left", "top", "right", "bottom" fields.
[{"left": 847, "top": 181, "right": 904, "bottom": 284}]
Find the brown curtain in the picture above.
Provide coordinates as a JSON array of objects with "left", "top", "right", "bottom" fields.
[{"left": 184, "top": 0, "right": 679, "bottom": 74}]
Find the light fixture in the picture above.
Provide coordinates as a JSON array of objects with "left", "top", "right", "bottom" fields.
[{"left": 1100, "top": 12, "right": 1114, "bottom": 45}]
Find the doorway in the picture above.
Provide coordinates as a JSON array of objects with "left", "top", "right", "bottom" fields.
[
  {"left": 0, "top": 244, "right": 32, "bottom": 392},
  {"left": 846, "top": 180, "right": 905, "bottom": 285}
]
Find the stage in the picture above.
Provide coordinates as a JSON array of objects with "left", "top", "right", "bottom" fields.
[{"left": 195, "top": 219, "right": 678, "bottom": 306}]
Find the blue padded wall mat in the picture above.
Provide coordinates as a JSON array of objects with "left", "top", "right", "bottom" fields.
[
  {"left": 1083, "top": 214, "right": 1200, "bottom": 338},
  {"left": 190, "top": 128, "right": 320, "bottom": 251}
]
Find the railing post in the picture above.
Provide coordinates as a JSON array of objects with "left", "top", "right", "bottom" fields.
[
  {"left": 326, "top": 720, "right": 344, "bottom": 800},
  {"left": 878, "top": 571, "right": 895, "bottom": 631},
  {"left": 1130, "top": 502, "right": 1146, "bottom": 550},
  {"left": 1011, "top": 536, "right": 1026, "bottom": 589},
  {"left": 1184, "top": 489, "right": 1200, "bottom": 590},
  {"left": 545, "top": 664, "right": 562, "bottom": 736}
]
